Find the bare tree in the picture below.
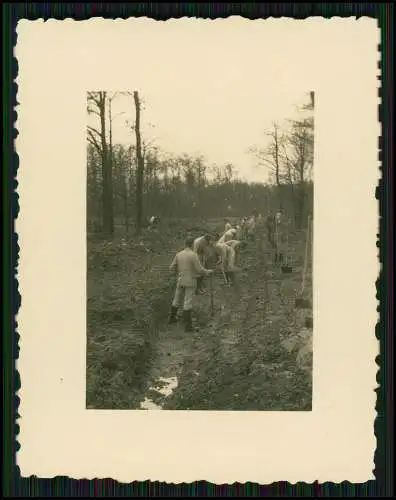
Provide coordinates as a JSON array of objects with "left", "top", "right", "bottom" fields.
[
  {"left": 134, "top": 91, "right": 144, "bottom": 235},
  {"left": 223, "top": 163, "right": 235, "bottom": 183},
  {"left": 87, "top": 91, "right": 114, "bottom": 237},
  {"left": 286, "top": 93, "right": 314, "bottom": 227},
  {"left": 248, "top": 122, "right": 284, "bottom": 186},
  {"left": 115, "top": 145, "right": 132, "bottom": 234},
  {"left": 143, "top": 144, "right": 160, "bottom": 217}
]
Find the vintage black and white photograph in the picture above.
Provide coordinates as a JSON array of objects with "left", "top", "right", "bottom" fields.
[
  {"left": 16, "top": 14, "right": 379, "bottom": 483},
  {"left": 86, "top": 88, "right": 314, "bottom": 411}
]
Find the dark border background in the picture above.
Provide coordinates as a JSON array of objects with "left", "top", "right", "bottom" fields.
[{"left": 3, "top": 3, "right": 393, "bottom": 497}]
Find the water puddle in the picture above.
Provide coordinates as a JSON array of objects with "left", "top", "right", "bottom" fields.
[
  {"left": 140, "top": 376, "right": 178, "bottom": 410},
  {"left": 140, "top": 398, "right": 162, "bottom": 410}
]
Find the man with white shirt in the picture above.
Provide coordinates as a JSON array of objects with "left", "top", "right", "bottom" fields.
[
  {"left": 214, "top": 241, "right": 236, "bottom": 285},
  {"left": 225, "top": 239, "right": 246, "bottom": 269},
  {"left": 168, "top": 236, "right": 213, "bottom": 332},
  {"left": 193, "top": 234, "right": 213, "bottom": 293},
  {"left": 218, "top": 227, "right": 237, "bottom": 244}
]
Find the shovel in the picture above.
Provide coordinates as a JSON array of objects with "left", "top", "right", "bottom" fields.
[{"left": 295, "top": 215, "right": 312, "bottom": 309}]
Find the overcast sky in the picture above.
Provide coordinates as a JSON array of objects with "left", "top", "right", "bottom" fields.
[{"left": 86, "top": 18, "right": 313, "bottom": 183}]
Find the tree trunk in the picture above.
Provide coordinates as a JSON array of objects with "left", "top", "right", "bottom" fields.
[
  {"left": 123, "top": 165, "right": 129, "bottom": 234},
  {"left": 108, "top": 98, "right": 113, "bottom": 164},
  {"left": 310, "top": 91, "right": 315, "bottom": 109},
  {"left": 99, "top": 92, "right": 114, "bottom": 237},
  {"left": 134, "top": 91, "right": 144, "bottom": 236},
  {"left": 274, "top": 124, "right": 280, "bottom": 186}
]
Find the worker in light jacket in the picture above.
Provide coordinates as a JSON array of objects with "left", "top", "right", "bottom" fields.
[
  {"left": 218, "top": 227, "right": 237, "bottom": 244},
  {"left": 225, "top": 239, "right": 246, "bottom": 269},
  {"left": 169, "top": 236, "right": 213, "bottom": 332},
  {"left": 214, "top": 241, "right": 235, "bottom": 285},
  {"left": 193, "top": 234, "right": 213, "bottom": 294}
]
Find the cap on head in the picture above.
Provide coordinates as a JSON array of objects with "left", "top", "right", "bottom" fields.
[{"left": 204, "top": 234, "right": 212, "bottom": 242}]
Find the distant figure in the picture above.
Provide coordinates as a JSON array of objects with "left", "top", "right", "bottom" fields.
[
  {"left": 149, "top": 215, "right": 160, "bottom": 227},
  {"left": 227, "top": 204, "right": 232, "bottom": 212},
  {"left": 168, "top": 236, "right": 213, "bottom": 332},
  {"left": 240, "top": 217, "right": 248, "bottom": 240},
  {"left": 218, "top": 227, "right": 237, "bottom": 244},
  {"left": 193, "top": 234, "right": 213, "bottom": 293},
  {"left": 214, "top": 241, "right": 235, "bottom": 285},
  {"left": 246, "top": 215, "right": 256, "bottom": 240}
]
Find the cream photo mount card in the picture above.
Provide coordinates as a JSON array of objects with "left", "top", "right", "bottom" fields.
[{"left": 15, "top": 16, "right": 379, "bottom": 484}]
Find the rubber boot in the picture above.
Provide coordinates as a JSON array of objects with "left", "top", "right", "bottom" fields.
[
  {"left": 168, "top": 306, "right": 178, "bottom": 325},
  {"left": 183, "top": 310, "right": 194, "bottom": 332}
]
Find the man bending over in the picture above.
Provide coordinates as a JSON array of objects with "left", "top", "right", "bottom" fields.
[{"left": 169, "top": 236, "right": 213, "bottom": 332}]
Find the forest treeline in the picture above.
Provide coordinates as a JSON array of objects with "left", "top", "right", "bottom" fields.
[{"left": 87, "top": 91, "right": 314, "bottom": 236}]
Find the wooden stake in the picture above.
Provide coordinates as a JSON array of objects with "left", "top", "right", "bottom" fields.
[
  {"left": 209, "top": 274, "right": 214, "bottom": 317},
  {"left": 300, "top": 214, "right": 311, "bottom": 297}
]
